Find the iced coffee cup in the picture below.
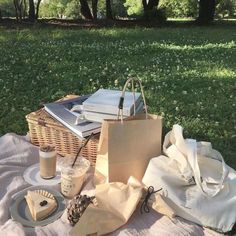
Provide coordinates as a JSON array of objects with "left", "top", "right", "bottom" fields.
[
  {"left": 39, "top": 145, "right": 57, "bottom": 179},
  {"left": 60, "top": 157, "right": 90, "bottom": 198}
]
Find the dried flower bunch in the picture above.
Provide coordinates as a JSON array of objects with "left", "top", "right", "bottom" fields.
[{"left": 67, "top": 194, "right": 94, "bottom": 226}]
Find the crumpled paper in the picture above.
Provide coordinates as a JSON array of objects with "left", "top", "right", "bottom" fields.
[{"left": 70, "top": 176, "right": 143, "bottom": 236}]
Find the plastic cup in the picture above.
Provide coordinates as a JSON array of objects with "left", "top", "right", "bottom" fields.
[{"left": 60, "top": 157, "right": 90, "bottom": 198}]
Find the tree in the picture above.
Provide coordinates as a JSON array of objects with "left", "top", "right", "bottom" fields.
[
  {"left": 125, "top": 0, "right": 163, "bottom": 20},
  {"left": 35, "top": 0, "right": 41, "bottom": 19},
  {"left": 27, "top": 0, "right": 42, "bottom": 21},
  {"left": 216, "top": 0, "right": 236, "bottom": 18},
  {"left": 197, "top": 0, "right": 216, "bottom": 24},
  {"left": 106, "top": 0, "right": 112, "bottom": 19},
  {"left": 112, "top": 0, "right": 126, "bottom": 17},
  {"left": 79, "top": 0, "right": 112, "bottom": 20},
  {"left": 28, "top": 0, "right": 35, "bottom": 21},
  {"left": 159, "top": 0, "right": 198, "bottom": 18},
  {"left": 64, "top": 0, "right": 81, "bottom": 18},
  {"left": 142, "top": 0, "right": 160, "bottom": 19},
  {"left": 79, "top": 0, "right": 93, "bottom": 19},
  {"left": 92, "top": 0, "right": 98, "bottom": 19},
  {"left": 124, "top": 0, "right": 142, "bottom": 16},
  {"left": 13, "top": 0, "right": 23, "bottom": 21},
  {"left": 0, "top": 0, "right": 18, "bottom": 17}
]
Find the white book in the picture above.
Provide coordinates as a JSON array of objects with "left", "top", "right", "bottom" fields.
[
  {"left": 44, "top": 95, "right": 101, "bottom": 139},
  {"left": 83, "top": 102, "right": 144, "bottom": 123},
  {"left": 82, "top": 89, "right": 142, "bottom": 116}
]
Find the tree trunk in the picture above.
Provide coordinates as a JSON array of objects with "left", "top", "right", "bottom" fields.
[
  {"left": 13, "top": 0, "right": 19, "bottom": 21},
  {"left": 19, "top": 0, "right": 23, "bottom": 20},
  {"left": 142, "top": 0, "right": 147, "bottom": 12},
  {"left": 142, "top": 0, "right": 159, "bottom": 19},
  {"left": 28, "top": 0, "right": 36, "bottom": 22},
  {"left": 92, "top": 0, "right": 98, "bottom": 20},
  {"left": 79, "top": 0, "right": 93, "bottom": 19},
  {"left": 35, "top": 0, "right": 42, "bottom": 19},
  {"left": 106, "top": 0, "right": 113, "bottom": 19},
  {"left": 197, "top": 0, "right": 216, "bottom": 24},
  {"left": 0, "top": 8, "right": 2, "bottom": 21},
  {"left": 23, "top": 0, "right": 27, "bottom": 18}
]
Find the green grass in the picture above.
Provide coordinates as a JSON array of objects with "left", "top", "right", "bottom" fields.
[{"left": 0, "top": 23, "right": 235, "bottom": 169}]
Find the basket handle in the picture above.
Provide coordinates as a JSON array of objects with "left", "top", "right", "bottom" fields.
[{"left": 117, "top": 78, "right": 148, "bottom": 122}]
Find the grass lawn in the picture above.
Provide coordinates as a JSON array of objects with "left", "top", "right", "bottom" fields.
[{"left": 0, "top": 23, "right": 235, "bottom": 169}]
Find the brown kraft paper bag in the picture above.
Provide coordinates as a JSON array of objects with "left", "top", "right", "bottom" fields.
[
  {"left": 70, "top": 177, "right": 143, "bottom": 236},
  {"left": 95, "top": 78, "right": 163, "bottom": 184}
]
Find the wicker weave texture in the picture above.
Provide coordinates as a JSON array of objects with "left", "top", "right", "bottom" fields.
[{"left": 25, "top": 95, "right": 99, "bottom": 166}]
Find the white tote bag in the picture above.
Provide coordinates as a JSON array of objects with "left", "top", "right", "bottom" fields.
[{"left": 142, "top": 124, "right": 236, "bottom": 233}]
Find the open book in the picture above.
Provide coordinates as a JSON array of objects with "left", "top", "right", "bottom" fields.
[{"left": 44, "top": 95, "right": 101, "bottom": 139}]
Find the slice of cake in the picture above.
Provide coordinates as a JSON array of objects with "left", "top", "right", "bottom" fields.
[{"left": 25, "top": 189, "right": 57, "bottom": 221}]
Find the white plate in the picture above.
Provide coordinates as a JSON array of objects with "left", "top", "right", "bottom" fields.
[{"left": 23, "top": 163, "right": 61, "bottom": 186}]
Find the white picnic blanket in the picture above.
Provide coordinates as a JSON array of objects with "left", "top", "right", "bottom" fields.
[{"left": 0, "top": 133, "right": 222, "bottom": 236}]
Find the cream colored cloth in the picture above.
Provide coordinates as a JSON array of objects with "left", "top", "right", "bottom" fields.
[{"left": 0, "top": 133, "right": 222, "bottom": 236}]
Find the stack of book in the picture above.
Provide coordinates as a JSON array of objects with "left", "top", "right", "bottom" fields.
[
  {"left": 44, "top": 89, "right": 143, "bottom": 139},
  {"left": 82, "top": 89, "right": 144, "bottom": 123}
]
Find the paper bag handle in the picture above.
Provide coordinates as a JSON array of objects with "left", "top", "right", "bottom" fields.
[{"left": 118, "top": 78, "right": 148, "bottom": 122}]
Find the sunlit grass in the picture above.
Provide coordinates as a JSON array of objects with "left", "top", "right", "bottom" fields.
[{"left": 0, "top": 24, "right": 235, "bottom": 169}]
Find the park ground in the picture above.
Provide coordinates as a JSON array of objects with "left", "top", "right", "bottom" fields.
[{"left": 0, "top": 20, "right": 235, "bottom": 171}]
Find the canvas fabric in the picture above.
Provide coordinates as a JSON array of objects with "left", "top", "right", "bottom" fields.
[{"left": 142, "top": 124, "right": 236, "bottom": 233}]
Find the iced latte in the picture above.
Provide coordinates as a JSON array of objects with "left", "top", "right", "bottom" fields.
[
  {"left": 39, "top": 145, "right": 57, "bottom": 179},
  {"left": 60, "top": 157, "right": 90, "bottom": 198}
]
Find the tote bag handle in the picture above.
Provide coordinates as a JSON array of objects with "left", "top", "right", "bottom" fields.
[
  {"left": 164, "top": 124, "right": 229, "bottom": 197},
  {"left": 117, "top": 78, "right": 148, "bottom": 122}
]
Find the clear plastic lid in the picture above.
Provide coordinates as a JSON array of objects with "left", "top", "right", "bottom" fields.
[{"left": 60, "top": 156, "right": 90, "bottom": 176}]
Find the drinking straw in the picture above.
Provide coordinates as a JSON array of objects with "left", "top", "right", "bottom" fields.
[{"left": 71, "top": 133, "right": 94, "bottom": 168}]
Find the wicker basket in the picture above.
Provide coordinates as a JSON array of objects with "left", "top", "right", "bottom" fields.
[{"left": 25, "top": 95, "right": 99, "bottom": 166}]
